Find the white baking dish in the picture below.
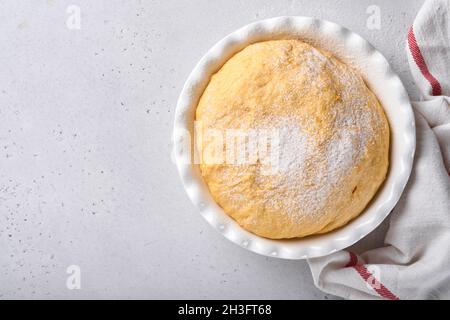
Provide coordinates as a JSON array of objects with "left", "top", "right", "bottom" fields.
[{"left": 173, "top": 16, "right": 415, "bottom": 259}]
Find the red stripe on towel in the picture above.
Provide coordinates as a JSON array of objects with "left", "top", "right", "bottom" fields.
[
  {"left": 408, "top": 26, "right": 442, "bottom": 96},
  {"left": 346, "top": 251, "right": 400, "bottom": 300},
  {"left": 345, "top": 251, "right": 358, "bottom": 267}
]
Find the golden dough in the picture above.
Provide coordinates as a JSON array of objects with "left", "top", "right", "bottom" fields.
[{"left": 195, "top": 40, "right": 390, "bottom": 239}]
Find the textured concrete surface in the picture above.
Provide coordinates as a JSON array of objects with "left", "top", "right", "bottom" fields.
[{"left": 0, "top": 0, "right": 423, "bottom": 299}]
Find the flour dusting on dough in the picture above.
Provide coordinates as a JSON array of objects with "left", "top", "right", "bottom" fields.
[{"left": 196, "top": 39, "right": 390, "bottom": 239}]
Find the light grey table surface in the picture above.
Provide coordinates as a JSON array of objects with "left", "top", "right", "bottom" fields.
[{"left": 0, "top": 0, "right": 423, "bottom": 299}]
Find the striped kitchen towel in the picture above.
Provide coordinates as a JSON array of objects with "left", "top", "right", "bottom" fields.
[{"left": 308, "top": 0, "right": 450, "bottom": 300}]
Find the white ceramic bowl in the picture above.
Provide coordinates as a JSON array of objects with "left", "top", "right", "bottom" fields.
[{"left": 173, "top": 17, "right": 415, "bottom": 259}]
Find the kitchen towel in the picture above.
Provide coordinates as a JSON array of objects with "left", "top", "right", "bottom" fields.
[{"left": 308, "top": 0, "right": 450, "bottom": 300}]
